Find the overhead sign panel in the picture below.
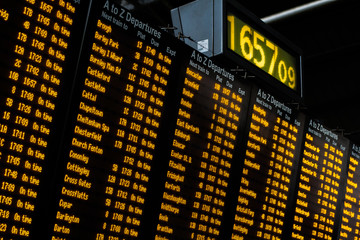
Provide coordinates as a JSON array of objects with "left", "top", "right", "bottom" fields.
[
  {"left": 171, "top": 0, "right": 302, "bottom": 98},
  {"left": 227, "top": 13, "right": 298, "bottom": 91}
]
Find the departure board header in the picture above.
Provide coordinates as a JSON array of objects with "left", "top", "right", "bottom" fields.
[
  {"left": 102, "top": 0, "right": 162, "bottom": 39},
  {"left": 0, "top": 0, "right": 356, "bottom": 239}
]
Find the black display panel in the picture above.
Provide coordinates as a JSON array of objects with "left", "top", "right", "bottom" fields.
[
  {"left": 337, "top": 143, "right": 360, "bottom": 240},
  {"left": 151, "top": 50, "right": 250, "bottom": 240},
  {"left": 290, "top": 120, "right": 349, "bottom": 240},
  {"left": 0, "top": 0, "right": 89, "bottom": 238},
  {"left": 49, "top": 1, "right": 182, "bottom": 239},
  {"left": 228, "top": 87, "right": 305, "bottom": 240}
]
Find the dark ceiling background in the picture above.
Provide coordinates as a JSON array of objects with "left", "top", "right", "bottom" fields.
[{"left": 120, "top": 0, "right": 360, "bottom": 143}]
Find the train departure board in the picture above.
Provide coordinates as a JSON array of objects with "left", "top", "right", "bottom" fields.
[
  {"left": 337, "top": 143, "right": 360, "bottom": 239},
  {"left": 49, "top": 1, "right": 181, "bottom": 239},
  {"left": 152, "top": 50, "right": 250, "bottom": 240},
  {"left": 0, "top": 0, "right": 89, "bottom": 238},
  {"left": 290, "top": 120, "right": 348, "bottom": 240},
  {"left": 229, "top": 88, "right": 305, "bottom": 240},
  {"left": 0, "top": 0, "right": 359, "bottom": 240}
]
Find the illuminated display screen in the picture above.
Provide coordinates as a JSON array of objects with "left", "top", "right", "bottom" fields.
[
  {"left": 0, "top": 0, "right": 357, "bottom": 239},
  {"left": 152, "top": 50, "right": 250, "bottom": 240},
  {"left": 290, "top": 120, "right": 348, "bottom": 240},
  {"left": 0, "top": 0, "right": 89, "bottom": 238},
  {"left": 49, "top": 1, "right": 180, "bottom": 238},
  {"left": 229, "top": 88, "right": 305, "bottom": 240},
  {"left": 227, "top": 12, "right": 300, "bottom": 92},
  {"left": 337, "top": 143, "right": 360, "bottom": 239}
]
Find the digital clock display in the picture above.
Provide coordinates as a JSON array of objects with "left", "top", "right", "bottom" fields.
[{"left": 227, "top": 12, "right": 299, "bottom": 92}]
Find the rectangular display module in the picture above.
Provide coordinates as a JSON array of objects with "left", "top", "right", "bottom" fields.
[
  {"left": 152, "top": 50, "right": 250, "bottom": 240},
  {"left": 290, "top": 120, "right": 348, "bottom": 240},
  {"left": 43, "top": 1, "right": 180, "bottom": 239},
  {"left": 48, "top": 1, "right": 182, "bottom": 239},
  {"left": 227, "top": 13, "right": 298, "bottom": 91},
  {"left": 223, "top": 0, "right": 303, "bottom": 99},
  {"left": 170, "top": 0, "right": 302, "bottom": 98},
  {"left": 337, "top": 143, "right": 360, "bottom": 239},
  {"left": 0, "top": 0, "right": 89, "bottom": 238},
  {"left": 230, "top": 87, "right": 305, "bottom": 240}
]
